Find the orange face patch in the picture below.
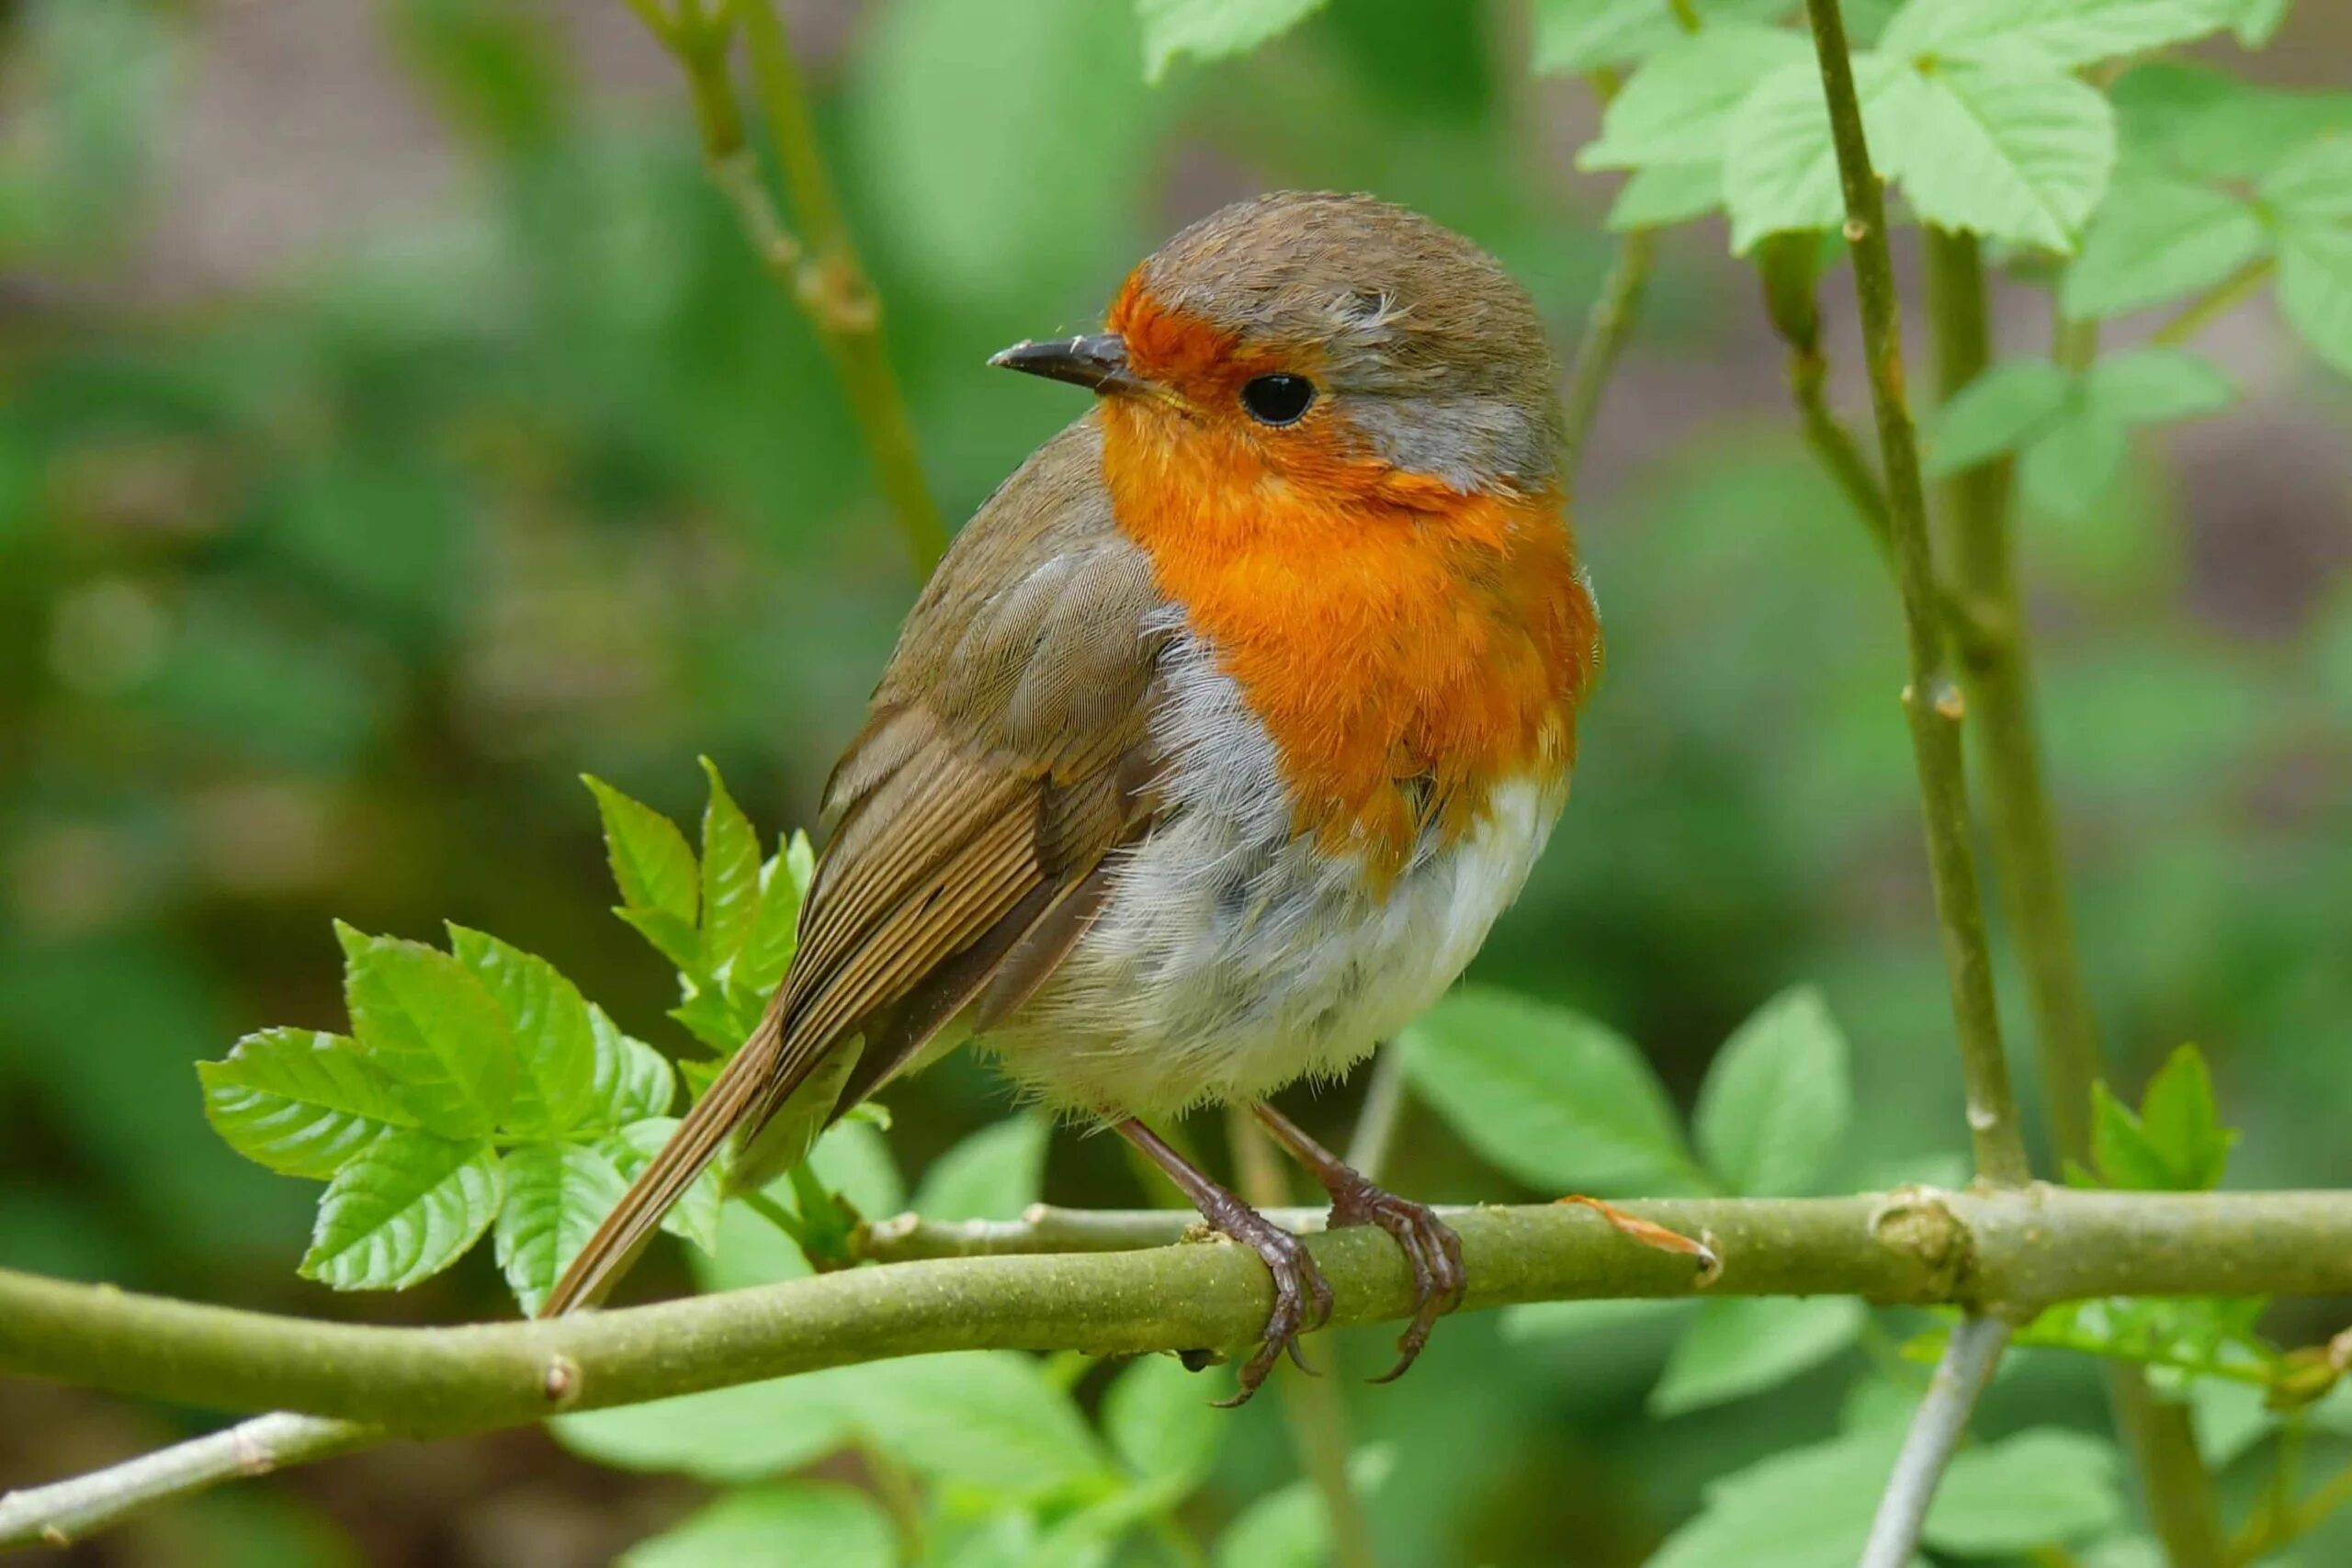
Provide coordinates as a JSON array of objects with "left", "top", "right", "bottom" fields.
[{"left": 1100, "top": 286, "right": 1599, "bottom": 875}]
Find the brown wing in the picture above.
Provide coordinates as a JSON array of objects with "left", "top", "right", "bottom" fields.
[{"left": 540, "top": 417, "right": 1167, "bottom": 1316}]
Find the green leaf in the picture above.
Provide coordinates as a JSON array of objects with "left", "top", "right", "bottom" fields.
[
  {"left": 619, "top": 1483, "right": 894, "bottom": 1568},
  {"left": 1500, "top": 1296, "right": 1692, "bottom": 1343},
  {"left": 1606, "top": 163, "right": 1725, "bottom": 231},
  {"left": 1879, "top": 0, "right": 2242, "bottom": 68},
  {"left": 1692, "top": 985, "right": 1852, "bottom": 1195},
  {"left": 1924, "top": 358, "right": 2074, "bottom": 475},
  {"left": 605, "top": 1118, "right": 723, "bottom": 1254},
  {"left": 1401, "top": 987, "right": 1702, "bottom": 1194},
  {"left": 1215, "top": 1447, "right": 1394, "bottom": 1568},
  {"left": 493, "top": 1141, "right": 630, "bottom": 1315},
  {"left": 299, "top": 1130, "right": 502, "bottom": 1291},
  {"left": 587, "top": 1004, "right": 675, "bottom": 1125},
  {"left": 2264, "top": 137, "right": 2352, "bottom": 377},
  {"left": 1581, "top": 26, "right": 1812, "bottom": 172},
  {"left": 1648, "top": 1432, "right": 1894, "bottom": 1568},
  {"left": 2084, "top": 348, "right": 2236, "bottom": 426},
  {"left": 2019, "top": 400, "right": 2131, "bottom": 521},
  {"left": 334, "top": 923, "right": 515, "bottom": 1138},
  {"left": 852, "top": 1352, "right": 1114, "bottom": 1499},
  {"left": 912, "top": 1113, "right": 1050, "bottom": 1223},
  {"left": 1103, "top": 1355, "right": 1222, "bottom": 1485},
  {"left": 695, "top": 758, "right": 762, "bottom": 977},
  {"left": 2062, "top": 172, "right": 2267, "bottom": 320},
  {"left": 2135, "top": 1044, "right": 2238, "bottom": 1189},
  {"left": 1874, "top": 50, "right": 2116, "bottom": 253},
  {"left": 553, "top": 1371, "right": 855, "bottom": 1481},
  {"left": 2113, "top": 64, "right": 2352, "bottom": 182},
  {"left": 1650, "top": 1295, "right": 1867, "bottom": 1416},
  {"left": 1135, "top": 0, "right": 1329, "bottom": 83},
  {"left": 1928, "top": 1429, "right": 2127, "bottom": 1552},
  {"left": 584, "top": 775, "right": 698, "bottom": 928},
  {"left": 446, "top": 926, "right": 596, "bottom": 1136},
  {"left": 1723, "top": 53, "right": 1908, "bottom": 253},
  {"left": 2233, "top": 0, "right": 2290, "bottom": 45},
  {"left": 614, "top": 907, "right": 703, "bottom": 975},
  {"left": 199, "top": 1027, "right": 418, "bottom": 1179},
  {"left": 734, "top": 840, "right": 809, "bottom": 1003},
  {"left": 1532, "top": 0, "right": 1786, "bottom": 75}
]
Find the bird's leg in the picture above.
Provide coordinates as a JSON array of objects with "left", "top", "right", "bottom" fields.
[
  {"left": 1250, "top": 1102, "right": 1464, "bottom": 1383},
  {"left": 1113, "top": 1117, "right": 1332, "bottom": 1405}
]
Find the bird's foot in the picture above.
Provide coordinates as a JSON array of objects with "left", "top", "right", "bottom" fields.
[
  {"left": 1195, "top": 1188, "right": 1336, "bottom": 1406},
  {"left": 1325, "top": 1170, "right": 1465, "bottom": 1382}
]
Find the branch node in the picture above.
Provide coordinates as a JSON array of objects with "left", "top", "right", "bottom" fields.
[
  {"left": 542, "top": 1354, "right": 581, "bottom": 1406},
  {"left": 1869, "top": 1186, "right": 1973, "bottom": 1301}
]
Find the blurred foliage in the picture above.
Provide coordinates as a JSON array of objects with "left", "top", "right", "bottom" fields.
[{"left": 1, "top": 0, "right": 2348, "bottom": 1562}]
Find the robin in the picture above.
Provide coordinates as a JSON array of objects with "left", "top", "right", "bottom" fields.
[{"left": 543, "top": 191, "right": 1602, "bottom": 1402}]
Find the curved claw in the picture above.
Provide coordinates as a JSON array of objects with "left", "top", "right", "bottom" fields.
[
  {"left": 1330, "top": 1181, "right": 1466, "bottom": 1384},
  {"left": 1209, "top": 1210, "right": 1334, "bottom": 1407}
]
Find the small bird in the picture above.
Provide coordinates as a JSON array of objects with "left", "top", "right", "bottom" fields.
[{"left": 543, "top": 191, "right": 1601, "bottom": 1401}]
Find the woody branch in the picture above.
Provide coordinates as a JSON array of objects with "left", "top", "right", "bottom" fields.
[{"left": 9, "top": 1187, "right": 2352, "bottom": 1547}]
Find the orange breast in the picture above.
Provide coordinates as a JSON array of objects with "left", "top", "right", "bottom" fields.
[{"left": 1097, "top": 396, "right": 1600, "bottom": 876}]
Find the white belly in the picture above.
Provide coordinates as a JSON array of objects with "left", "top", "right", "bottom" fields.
[{"left": 985, "top": 628, "right": 1565, "bottom": 1119}]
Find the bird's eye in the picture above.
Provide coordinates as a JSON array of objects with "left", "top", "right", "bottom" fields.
[{"left": 1239, "top": 374, "right": 1316, "bottom": 426}]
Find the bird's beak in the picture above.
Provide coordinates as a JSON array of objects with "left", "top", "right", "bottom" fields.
[{"left": 987, "top": 333, "right": 1148, "bottom": 396}]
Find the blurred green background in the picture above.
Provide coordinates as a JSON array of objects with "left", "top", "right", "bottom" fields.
[{"left": 1, "top": 0, "right": 2347, "bottom": 1562}]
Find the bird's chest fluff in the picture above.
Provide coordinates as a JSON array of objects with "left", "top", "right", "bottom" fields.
[{"left": 990, "top": 626, "right": 1566, "bottom": 1117}]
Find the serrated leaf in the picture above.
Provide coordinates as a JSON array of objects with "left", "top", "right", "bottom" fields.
[
  {"left": 2019, "top": 401, "right": 2131, "bottom": 520},
  {"left": 853, "top": 1352, "right": 1114, "bottom": 1498},
  {"left": 1532, "top": 0, "right": 1787, "bottom": 76},
  {"left": 335, "top": 923, "right": 514, "bottom": 1138},
  {"left": 1135, "top": 0, "right": 1329, "bottom": 83},
  {"left": 1928, "top": 1430, "right": 2126, "bottom": 1551},
  {"left": 446, "top": 926, "right": 597, "bottom": 1136},
  {"left": 1650, "top": 1295, "right": 1867, "bottom": 1416},
  {"left": 1723, "top": 52, "right": 1908, "bottom": 254},
  {"left": 613, "top": 906, "right": 702, "bottom": 976},
  {"left": 620, "top": 1482, "right": 895, "bottom": 1568},
  {"left": 1880, "top": 0, "right": 2242, "bottom": 68},
  {"left": 2084, "top": 348, "right": 2235, "bottom": 427},
  {"left": 2134, "top": 1043, "right": 2237, "bottom": 1189},
  {"left": 669, "top": 980, "right": 748, "bottom": 1055},
  {"left": 300, "top": 1130, "right": 501, "bottom": 1291},
  {"left": 2264, "top": 138, "right": 2352, "bottom": 378},
  {"left": 734, "top": 849, "right": 807, "bottom": 1003},
  {"left": 2092, "top": 1080, "right": 2183, "bottom": 1190},
  {"left": 1875, "top": 50, "right": 2115, "bottom": 253},
  {"left": 199, "top": 1027, "right": 418, "bottom": 1179},
  {"left": 493, "top": 1141, "right": 631, "bottom": 1315},
  {"left": 1692, "top": 985, "right": 1852, "bottom": 1195},
  {"left": 1104, "top": 1355, "right": 1222, "bottom": 1485},
  {"left": 1606, "top": 162, "right": 1724, "bottom": 230},
  {"left": 584, "top": 775, "right": 697, "bottom": 928},
  {"left": 587, "top": 1004, "right": 675, "bottom": 1124},
  {"left": 2062, "top": 172, "right": 2267, "bottom": 320},
  {"left": 1582, "top": 26, "right": 1812, "bottom": 172},
  {"left": 1925, "top": 358, "right": 2074, "bottom": 474},
  {"left": 695, "top": 758, "right": 762, "bottom": 977},
  {"left": 913, "top": 1114, "right": 1049, "bottom": 1223},
  {"left": 1401, "top": 987, "right": 1702, "bottom": 1194},
  {"left": 605, "top": 1117, "right": 723, "bottom": 1254},
  {"left": 2114, "top": 64, "right": 2352, "bottom": 182},
  {"left": 2233, "top": 0, "right": 2290, "bottom": 44}
]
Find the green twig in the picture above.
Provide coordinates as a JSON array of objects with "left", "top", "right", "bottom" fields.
[
  {"left": 1800, "top": 0, "right": 2030, "bottom": 1191},
  {"left": 11, "top": 1188, "right": 2352, "bottom": 1546},
  {"left": 2150, "top": 256, "right": 2278, "bottom": 348},
  {"left": 656, "top": 1, "right": 947, "bottom": 575},
  {"left": 1560, "top": 227, "right": 1656, "bottom": 487},
  {"left": 1860, "top": 1316, "right": 2012, "bottom": 1568}
]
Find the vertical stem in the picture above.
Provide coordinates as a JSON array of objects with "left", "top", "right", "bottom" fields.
[
  {"left": 1925, "top": 226, "right": 2228, "bottom": 1568},
  {"left": 1560, "top": 227, "right": 1656, "bottom": 484},
  {"left": 1801, "top": 0, "right": 2030, "bottom": 1190},
  {"left": 1859, "top": 1318, "right": 2012, "bottom": 1568},
  {"left": 1227, "top": 1108, "right": 1380, "bottom": 1568}
]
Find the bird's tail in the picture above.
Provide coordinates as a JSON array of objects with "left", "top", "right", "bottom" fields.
[{"left": 539, "top": 1010, "right": 784, "bottom": 1318}]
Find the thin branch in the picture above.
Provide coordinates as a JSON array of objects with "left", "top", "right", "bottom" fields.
[
  {"left": 655, "top": 2, "right": 947, "bottom": 574},
  {"left": 1859, "top": 1315, "right": 2012, "bottom": 1568},
  {"left": 12, "top": 1188, "right": 2352, "bottom": 1547},
  {"left": 1343, "top": 1046, "right": 1410, "bottom": 1182},
  {"left": 1800, "top": 0, "right": 2031, "bottom": 1190},
  {"left": 1229, "top": 1107, "right": 1379, "bottom": 1568},
  {"left": 0, "top": 1414, "right": 374, "bottom": 1551},
  {"left": 1561, "top": 220, "right": 1657, "bottom": 485},
  {"left": 2150, "top": 257, "right": 2277, "bottom": 348}
]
